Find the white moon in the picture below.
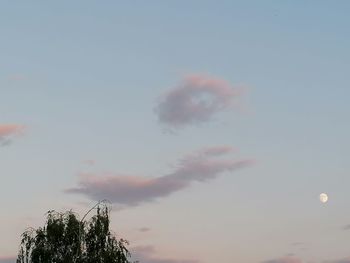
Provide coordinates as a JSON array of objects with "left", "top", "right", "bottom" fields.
[{"left": 319, "top": 193, "right": 328, "bottom": 203}]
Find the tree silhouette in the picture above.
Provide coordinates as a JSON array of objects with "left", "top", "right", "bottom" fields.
[{"left": 17, "top": 201, "right": 133, "bottom": 263}]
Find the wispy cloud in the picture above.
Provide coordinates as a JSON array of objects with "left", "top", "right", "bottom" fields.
[
  {"left": 155, "top": 74, "right": 242, "bottom": 129},
  {"left": 0, "top": 124, "right": 25, "bottom": 146},
  {"left": 290, "top": 242, "right": 304, "bottom": 246},
  {"left": 132, "top": 246, "right": 199, "bottom": 263},
  {"left": 193, "top": 145, "right": 235, "bottom": 157},
  {"left": 83, "top": 159, "right": 96, "bottom": 166},
  {"left": 262, "top": 256, "right": 303, "bottom": 263},
  {"left": 342, "top": 224, "right": 350, "bottom": 230},
  {"left": 0, "top": 256, "right": 17, "bottom": 263},
  {"left": 65, "top": 146, "right": 253, "bottom": 207},
  {"left": 324, "top": 258, "right": 350, "bottom": 263},
  {"left": 138, "top": 227, "right": 151, "bottom": 233},
  {"left": 7, "top": 74, "right": 26, "bottom": 82},
  {"left": 262, "top": 256, "right": 350, "bottom": 263}
]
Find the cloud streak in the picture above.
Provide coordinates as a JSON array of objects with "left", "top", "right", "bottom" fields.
[
  {"left": 155, "top": 74, "right": 242, "bottom": 129},
  {"left": 342, "top": 224, "right": 350, "bottom": 230},
  {"left": 262, "top": 256, "right": 303, "bottom": 263},
  {"left": 83, "top": 159, "right": 96, "bottom": 166},
  {"left": 65, "top": 146, "right": 253, "bottom": 207},
  {"left": 138, "top": 227, "right": 151, "bottom": 233},
  {"left": 0, "top": 257, "right": 17, "bottom": 263},
  {"left": 262, "top": 256, "right": 350, "bottom": 263},
  {"left": 325, "top": 258, "right": 350, "bottom": 263},
  {"left": 0, "top": 124, "right": 25, "bottom": 146},
  {"left": 132, "top": 246, "right": 199, "bottom": 263}
]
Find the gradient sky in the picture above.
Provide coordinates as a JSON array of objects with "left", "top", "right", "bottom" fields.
[{"left": 1, "top": 1, "right": 350, "bottom": 263}]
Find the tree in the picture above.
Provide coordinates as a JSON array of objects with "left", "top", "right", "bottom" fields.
[{"left": 17, "top": 201, "right": 133, "bottom": 263}]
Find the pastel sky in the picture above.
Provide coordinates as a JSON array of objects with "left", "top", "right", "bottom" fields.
[{"left": 1, "top": 1, "right": 350, "bottom": 263}]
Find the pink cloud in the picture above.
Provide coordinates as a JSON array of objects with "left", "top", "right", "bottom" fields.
[
  {"left": 155, "top": 74, "right": 242, "bottom": 128},
  {"left": 184, "top": 145, "right": 236, "bottom": 161},
  {"left": 132, "top": 246, "right": 199, "bottom": 263},
  {"left": 7, "top": 74, "right": 26, "bottom": 81},
  {"left": 200, "top": 145, "right": 234, "bottom": 156},
  {"left": 0, "top": 124, "right": 24, "bottom": 137},
  {"left": 65, "top": 146, "right": 253, "bottom": 207},
  {"left": 0, "top": 124, "right": 25, "bottom": 146}
]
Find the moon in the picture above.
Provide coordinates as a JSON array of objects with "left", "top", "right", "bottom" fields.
[{"left": 319, "top": 193, "right": 328, "bottom": 203}]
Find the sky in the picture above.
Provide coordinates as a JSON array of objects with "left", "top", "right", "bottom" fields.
[{"left": 1, "top": 1, "right": 350, "bottom": 263}]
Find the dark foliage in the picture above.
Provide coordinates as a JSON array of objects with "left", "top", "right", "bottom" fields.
[{"left": 17, "top": 202, "right": 133, "bottom": 263}]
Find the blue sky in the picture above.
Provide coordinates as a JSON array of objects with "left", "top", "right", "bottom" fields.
[{"left": 1, "top": 1, "right": 350, "bottom": 263}]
